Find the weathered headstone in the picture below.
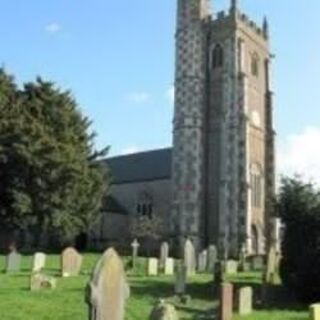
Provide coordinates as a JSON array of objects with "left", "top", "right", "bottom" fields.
[
  {"left": 131, "top": 238, "right": 140, "bottom": 269},
  {"left": 147, "top": 258, "right": 159, "bottom": 276},
  {"left": 197, "top": 250, "right": 207, "bottom": 273},
  {"left": 237, "top": 287, "right": 253, "bottom": 316},
  {"left": 219, "top": 283, "right": 233, "bottom": 320},
  {"left": 264, "top": 245, "right": 277, "bottom": 284},
  {"left": 159, "top": 242, "right": 169, "bottom": 270},
  {"left": 175, "top": 262, "right": 186, "bottom": 295},
  {"left": 207, "top": 245, "right": 217, "bottom": 273},
  {"left": 30, "top": 273, "right": 56, "bottom": 291},
  {"left": 224, "top": 260, "right": 238, "bottom": 275},
  {"left": 184, "top": 239, "right": 196, "bottom": 276},
  {"left": 61, "top": 247, "right": 82, "bottom": 277},
  {"left": 32, "top": 252, "right": 46, "bottom": 272},
  {"left": 310, "top": 304, "right": 320, "bottom": 320},
  {"left": 214, "top": 262, "right": 223, "bottom": 286},
  {"left": 164, "top": 258, "right": 174, "bottom": 276},
  {"left": 149, "top": 299, "right": 179, "bottom": 320},
  {"left": 251, "top": 255, "right": 264, "bottom": 271},
  {"left": 6, "top": 251, "right": 21, "bottom": 273},
  {"left": 86, "top": 248, "right": 130, "bottom": 320}
]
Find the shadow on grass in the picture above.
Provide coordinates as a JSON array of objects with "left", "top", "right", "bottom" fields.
[
  {"left": 130, "top": 278, "right": 214, "bottom": 302},
  {"left": 231, "top": 278, "right": 308, "bottom": 313}
]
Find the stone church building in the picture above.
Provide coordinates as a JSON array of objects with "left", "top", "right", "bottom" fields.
[{"left": 89, "top": 0, "right": 275, "bottom": 258}]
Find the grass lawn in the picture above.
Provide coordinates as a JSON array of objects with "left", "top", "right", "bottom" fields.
[{"left": 0, "top": 254, "right": 309, "bottom": 320}]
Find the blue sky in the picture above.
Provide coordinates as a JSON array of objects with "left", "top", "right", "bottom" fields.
[{"left": 1, "top": 0, "right": 320, "bottom": 181}]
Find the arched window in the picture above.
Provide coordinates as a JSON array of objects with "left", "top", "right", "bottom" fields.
[
  {"left": 251, "top": 53, "right": 259, "bottom": 77},
  {"left": 251, "top": 164, "right": 263, "bottom": 208},
  {"left": 212, "top": 44, "right": 224, "bottom": 69}
]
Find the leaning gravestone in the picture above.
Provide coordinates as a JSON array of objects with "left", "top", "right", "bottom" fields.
[
  {"left": 237, "top": 287, "right": 253, "bottom": 316},
  {"left": 149, "top": 299, "right": 179, "bottom": 320},
  {"left": 184, "top": 239, "right": 196, "bottom": 276},
  {"left": 61, "top": 247, "right": 82, "bottom": 277},
  {"left": 175, "top": 262, "right": 186, "bottom": 295},
  {"left": 159, "top": 242, "right": 169, "bottom": 270},
  {"left": 86, "top": 248, "right": 130, "bottom": 320},
  {"left": 207, "top": 245, "right": 217, "bottom": 273},
  {"left": 32, "top": 252, "right": 46, "bottom": 272},
  {"left": 147, "top": 258, "right": 159, "bottom": 276},
  {"left": 6, "top": 251, "right": 21, "bottom": 273},
  {"left": 30, "top": 273, "right": 56, "bottom": 291},
  {"left": 198, "top": 250, "right": 207, "bottom": 273},
  {"left": 310, "top": 304, "right": 320, "bottom": 320},
  {"left": 219, "top": 283, "right": 233, "bottom": 320},
  {"left": 164, "top": 258, "right": 174, "bottom": 276}
]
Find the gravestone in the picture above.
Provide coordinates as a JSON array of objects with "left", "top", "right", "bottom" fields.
[
  {"left": 219, "top": 283, "right": 233, "bottom": 320},
  {"left": 61, "top": 247, "right": 82, "bottom": 277},
  {"left": 86, "top": 248, "right": 130, "bottom": 320},
  {"left": 175, "top": 262, "right": 186, "bottom": 295},
  {"left": 6, "top": 251, "right": 21, "bottom": 273},
  {"left": 207, "top": 245, "right": 217, "bottom": 273},
  {"left": 251, "top": 255, "right": 264, "bottom": 271},
  {"left": 237, "top": 287, "right": 253, "bottom": 316},
  {"left": 310, "top": 304, "right": 320, "bottom": 320},
  {"left": 131, "top": 239, "right": 140, "bottom": 269},
  {"left": 214, "top": 262, "right": 223, "bottom": 286},
  {"left": 184, "top": 239, "right": 196, "bottom": 276},
  {"left": 147, "top": 258, "right": 159, "bottom": 276},
  {"left": 30, "top": 273, "right": 56, "bottom": 291},
  {"left": 197, "top": 250, "right": 207, "bottom": 273},
  {"left": 32, "top": 252, "right": 46, "bottom": 272},
  {"left": 159, "top": 242, "right": 169, "bottom": 270},
  {"left": 224, "top": 260, "right": 238, "bottom": 275},
  {"left": 149, "top": 299, "right": 179, "bottom": 320},
  {"left": 164, "top": 258, "right": 174, "bottom": 276},
  {"left": 265, "top": 245, "right": 277, "bottom": 284}
]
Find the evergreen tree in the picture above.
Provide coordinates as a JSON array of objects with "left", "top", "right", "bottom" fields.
[
  {"left": 278, "top": 176, "right": 320, "bottom": 302},
  {"left": 0, "top": 70, "right": 109, "bottom": 247}
]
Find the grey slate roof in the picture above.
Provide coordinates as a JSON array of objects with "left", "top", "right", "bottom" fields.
[{"left": 105, "top": 148, "right": 172, "bottom": 184}]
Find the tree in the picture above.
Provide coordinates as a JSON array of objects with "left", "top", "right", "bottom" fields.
[
  {"left": 130, "top": 215, "right": 164, "bottom": 256},
  {"left": 0, "top": 70, "right": 109, "bottom": 247},
  {"left": 278, "top": 176, "right": 320, "bottom": 302}
]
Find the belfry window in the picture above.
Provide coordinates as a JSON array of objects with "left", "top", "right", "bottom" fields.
[
  {"left": 212, "top": 44, "right": 224, "bottom": 69},
  {"left": 251, "top": 53, "right": 259, "bottom": 77},
  {"left": 251, "top": 164, "right": 263, "bottom": 208}
]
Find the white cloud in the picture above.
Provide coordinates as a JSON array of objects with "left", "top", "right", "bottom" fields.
[
  {"left": 126, "top": 92, "right": 150, "bottom": 104},
  {"left": 278, "top": 126, "right": 320, "bottom": 185},
  {"left": 120, "top": 145, "right": 141, "bottom": 155},
  {"left": 166, "top": 85, "right": 175, "bottom": 105},
  {"left": 45, "top": 23, "right": 62, "bottom": 35}
]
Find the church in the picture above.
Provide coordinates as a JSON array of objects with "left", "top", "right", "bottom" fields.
[{"left": 89, "top": 0, "right": 275, "bottom": 258}]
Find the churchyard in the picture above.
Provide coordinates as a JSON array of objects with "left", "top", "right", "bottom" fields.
[{"left": 0, "top": 250, "right": 310, "bottom": 320}]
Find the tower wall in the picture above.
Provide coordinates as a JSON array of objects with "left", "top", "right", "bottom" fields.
[{"left": 171, "top": 0, "right": 210, "bottom": 253}]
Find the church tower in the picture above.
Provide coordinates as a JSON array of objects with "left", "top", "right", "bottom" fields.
[
  {"left": 172, "top": 0, "right": 275, "bottom": 257},
  {"left": 171, "top": 0, "right": 211, "bottom": 253}
]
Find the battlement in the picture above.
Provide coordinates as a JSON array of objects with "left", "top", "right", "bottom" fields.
[
  {"left": 238, "top": 12, "right": 266, "bottom": 39},
  {"left": 211, "top": 10, "right": 268, "bottom": 41}
]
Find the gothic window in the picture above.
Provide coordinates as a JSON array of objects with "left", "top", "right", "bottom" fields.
[
  {"left": 211, "top": 44, "right": 224, "bottom": 69},
  {"left": 251, "top": 163, "right": 263, "bottom": 208},
  {"left": 136, "top": 191, "right": 154, "bottom": 219},
  {"left": 251, "top": 53, "right": 259, "bottom": 77}
]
